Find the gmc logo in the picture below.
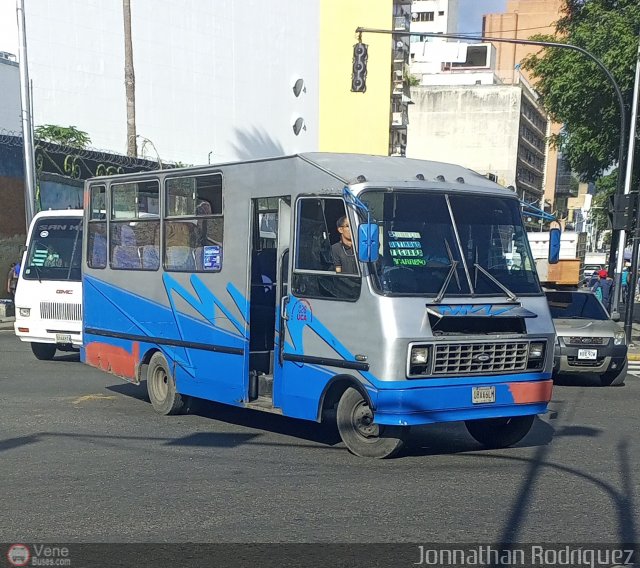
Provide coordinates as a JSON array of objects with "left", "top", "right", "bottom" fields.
[{"left": 56, "top": 290, "right": 73, "bottom": 294}]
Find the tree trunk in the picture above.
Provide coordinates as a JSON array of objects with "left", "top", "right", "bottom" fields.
[{"left": 123, "top": 0, "right": 137, "bottom": 157}]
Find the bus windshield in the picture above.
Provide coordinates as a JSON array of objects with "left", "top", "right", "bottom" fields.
[
  {"left": 361, "top": 191, "right": 541, "bottom": 297},
  {"left": 23, "top": 216, "right": 83, "bottom": 282}
]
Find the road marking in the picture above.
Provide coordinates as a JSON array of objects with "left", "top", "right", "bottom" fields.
[
  {"left": 72, "top": 394, "right": 117, "bottom": 404},
  {"left": 628, "top": 361, "right": 640, "bottom": 378}
]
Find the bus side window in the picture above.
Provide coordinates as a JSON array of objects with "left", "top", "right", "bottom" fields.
[
  {"left": 87, "top": 184, "right": 107, "bottom": 269},
  {"left": 164, "top": 173, "right": 223, "bottom": 272},
  {"left": 292, "top": 197, "right": 360, "bottom": 302}
]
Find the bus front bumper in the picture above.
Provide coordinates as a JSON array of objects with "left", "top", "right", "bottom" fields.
[{"left": 372, "top": 379, "right": 553, "bottom": 426}]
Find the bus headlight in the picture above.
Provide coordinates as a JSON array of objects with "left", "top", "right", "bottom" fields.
[
  {"left": 614, "top": 331, "right": 626, "bottom": 346},
  {"left": 528, "top": 342, "right": 545, "bottom": 359},
  {"left": 408, "top": 345, "right": 430, "bottom": 377},
  {"left": 410, "top": 347, "right": 429, "bottom": 365},
  {"left": 18, "top": 308, "right": 30, "bottom": 317}
]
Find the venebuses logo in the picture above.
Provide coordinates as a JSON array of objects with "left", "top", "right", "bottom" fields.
[{"left": 6, "top": 544, "right": 30, "bottom": 567}]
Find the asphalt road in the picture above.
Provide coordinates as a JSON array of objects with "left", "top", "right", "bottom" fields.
[{"left": 0, "top": 331, "right": 638, "bottom": 544}]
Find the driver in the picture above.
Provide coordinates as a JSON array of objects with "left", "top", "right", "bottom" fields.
[{"left": 331, "top": 216, "right": 358, "bottom": 275}]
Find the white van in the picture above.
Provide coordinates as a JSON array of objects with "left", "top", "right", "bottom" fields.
[{"left": 14, "top": 210, "right": 83, "bottom": 360}]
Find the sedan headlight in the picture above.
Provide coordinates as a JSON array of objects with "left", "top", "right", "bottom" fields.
[
  {"left": 18, "top": 307, "right": 30, "bottom": 317},
  {"left": 614, "top": 331, "right": 626, "bottom": 346}
]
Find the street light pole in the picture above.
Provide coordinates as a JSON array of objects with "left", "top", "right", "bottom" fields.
[{"left": 622, "top": 37, "right": 640, "bottom": 344}]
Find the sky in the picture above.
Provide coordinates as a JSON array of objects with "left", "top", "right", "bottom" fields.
[{"left": 458, "top": 0, "right": 508, "bottom": 34}]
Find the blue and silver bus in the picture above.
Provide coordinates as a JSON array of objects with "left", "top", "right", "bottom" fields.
[{"left": 81, "top": 153, "right": 555, "bottom": 458}]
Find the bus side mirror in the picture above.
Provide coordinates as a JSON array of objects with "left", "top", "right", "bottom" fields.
[
  {"left": 358, "top": 223, "right": 379, "bottom": 263},
  {"left": 548, "top": 227, "right": 561, "bottom": 264}
]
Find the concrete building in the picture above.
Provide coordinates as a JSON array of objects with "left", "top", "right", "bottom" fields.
[
  {"left": 407, "top": 80, "right": 548, "bottom": 210},
  {"left": 409, "top": 0, "right": 459, "bottom": 73},
  {"left": 13, "top": 0, "right": 402, "bottom": 165},
  {"left": 483, "top": 0, "right": 564, "bottom": 213},
  {"left": 0, "top": 52, "right": 21, "bottom": 133}
]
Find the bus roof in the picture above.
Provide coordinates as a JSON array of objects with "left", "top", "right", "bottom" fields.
[{"left": 85, "top": 152, "right": 510, "bottom": 195}]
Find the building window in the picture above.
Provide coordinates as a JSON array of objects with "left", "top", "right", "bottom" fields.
[
  {"left": 414, "top": 11, "right": 435, "bottom": 22},
  {"left": 438, "top": 10, "right": 445, "bottom": 16}
]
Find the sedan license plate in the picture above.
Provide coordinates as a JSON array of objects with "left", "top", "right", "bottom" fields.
[
  {"left": 472, "top": 386, "right": 496, "bottom": 404},
  {"left": 56, "top": 333, "right": 72, "bottom": 345},
  {"left": 578, "top": 348, "right": 597, "bottom": 360}
]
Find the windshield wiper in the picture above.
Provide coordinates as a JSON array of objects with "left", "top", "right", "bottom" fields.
[
  {"left": 473, "top": 263, "right": 518, "bottom": 301},
  {"left": 434, "top": 260, "right": 459, "bottom": 303},
  {"left": 30, "top": 264, "right": 42, "bottom": 283}
]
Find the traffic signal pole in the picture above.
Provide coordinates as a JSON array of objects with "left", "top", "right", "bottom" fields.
[{"left": 355, "top": 26, "right": 633, "bottom": 335}]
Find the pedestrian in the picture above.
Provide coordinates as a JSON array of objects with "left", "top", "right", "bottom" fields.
[
  {"left": 6, "top": 262, "right": 19, "bottom": 300},
  {"left": 621, "top": 266, "right": 629, "bottom": 304},
  {"left": 591, "top": 269, "right": 613, "bottom": 313}
]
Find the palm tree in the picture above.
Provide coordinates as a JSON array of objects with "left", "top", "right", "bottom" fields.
[{"left": 123, "top": 0, "right": 137, "bottom": 157}]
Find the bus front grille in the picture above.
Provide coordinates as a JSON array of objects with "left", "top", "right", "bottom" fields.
[
  {"left": 433, "top": 341, "right": 529, "bottom": 375},
  {"left": 40, "top": 302, "right": 82, "bottom": 321}
]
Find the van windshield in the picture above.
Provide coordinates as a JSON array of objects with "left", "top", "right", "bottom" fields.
[
  {"left": 360, "top": 191, "right": 541, "bottom": 297},
  {"left": 23, "top": 217, "right": 83, "bottom": 282}
]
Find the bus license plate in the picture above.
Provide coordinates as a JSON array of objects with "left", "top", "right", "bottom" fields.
[
  {"left": 578, "top": 349, "right": 597, "bottom": 360},
  {"left": 56, "top": 333, "right": 72, "bottom": 344},
  {"left": 472, "top": 386, "right": 495, "bottom": 404}
]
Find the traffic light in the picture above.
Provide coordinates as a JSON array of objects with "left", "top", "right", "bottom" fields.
[
  {"left": 609, "top": 192, "right": 639, "bottom": 231},
  {"left": 351, "top": 42, "right": 368, "bottom": 93}
]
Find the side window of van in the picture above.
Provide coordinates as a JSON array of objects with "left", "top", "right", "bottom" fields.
[{"left": 292, "top": 197, "right": 360, "bottom": 301}]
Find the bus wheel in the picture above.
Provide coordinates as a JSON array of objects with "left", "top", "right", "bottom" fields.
[
  {"left": 31, "top": 342, "right": 56, "bottom": 360},
  {"left": 465, "top": 415, "right": 534, "bottom": 449},
  {"left": 336, "top": 387, "right": 407, "bottom": 459},
  {"left": 147, "top": 352, "right": 186, "bottom": 415}
]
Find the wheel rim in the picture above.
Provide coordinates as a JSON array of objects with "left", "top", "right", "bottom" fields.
[
  {"left": 151, "top": 365, "right": 169, "bottom": 402},
  {"left": 349, "top": 399, "right": 382, "bottom": 442}
]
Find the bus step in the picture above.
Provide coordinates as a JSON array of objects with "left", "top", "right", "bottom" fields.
[
  {"left": 258, "top": 374, "right": 273, "bottom": 397},
  {"left": 245, "top": 396, "right": 282, "bottom": 415}
]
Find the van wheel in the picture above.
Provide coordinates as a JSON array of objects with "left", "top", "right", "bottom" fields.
[
  {"left": 336, "top": 387, "right": 408, "bottom": 459},
  {"left": 147, "top": 352, "right": 186, "bottom": 415},
  {"left": 600, "top": 362, "right": 627, "bottom": 387},
  {"left": 31, "top": 342, "right": 56, "bottom": 360},
  {"left": 465, "top": 415, "right": 534, "bottom": 449}
]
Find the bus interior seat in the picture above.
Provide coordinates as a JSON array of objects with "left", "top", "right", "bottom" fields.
[
  {"left": 112, "top": 245, "right": 142, "bottom": 269},
  {"left": 140, "top": 245, "right": 160, "bottom": 270},
  {"left": 90, "top": 233, "right": 107, "bottom": 267},
  {"left": 166, "top": 246, "right": 195, "bottom": 270}
]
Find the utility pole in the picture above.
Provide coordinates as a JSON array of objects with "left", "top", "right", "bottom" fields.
[
  {"left": 16, "top": 0, "right": 36, "bottom": 228},
  {"left": 123, "top": 0, "right": 137, "bottom": 157},
  {"left": 621, "top": 37, "right": 640, "bottom": 343}
]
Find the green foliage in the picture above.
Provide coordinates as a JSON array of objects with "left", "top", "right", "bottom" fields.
[
  {"left": 35, "top": 125, "right": 91, "bottom": 149},
  {"left": 591, "top": 170, "right": 617, "bottom": 228},
  {"left": 522, "top": 0, "right": 640, "bottom": 182}
]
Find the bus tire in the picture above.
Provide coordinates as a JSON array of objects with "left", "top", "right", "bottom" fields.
[
  {"left": 465, "top": 415, "right": 534, "bottom": 449},
  {"left": 147, "top": 352, "right": 186, "bottom": 415},
  {"left": 336, "top": 387, "right": 407, "bottom": 459},
  {"left": 31, "top": 342, "right": 56, "bottom": 360}
]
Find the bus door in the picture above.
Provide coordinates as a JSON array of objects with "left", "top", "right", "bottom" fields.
[{"left": 248, "top": 197, "right": 290, "bottom": 405}]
